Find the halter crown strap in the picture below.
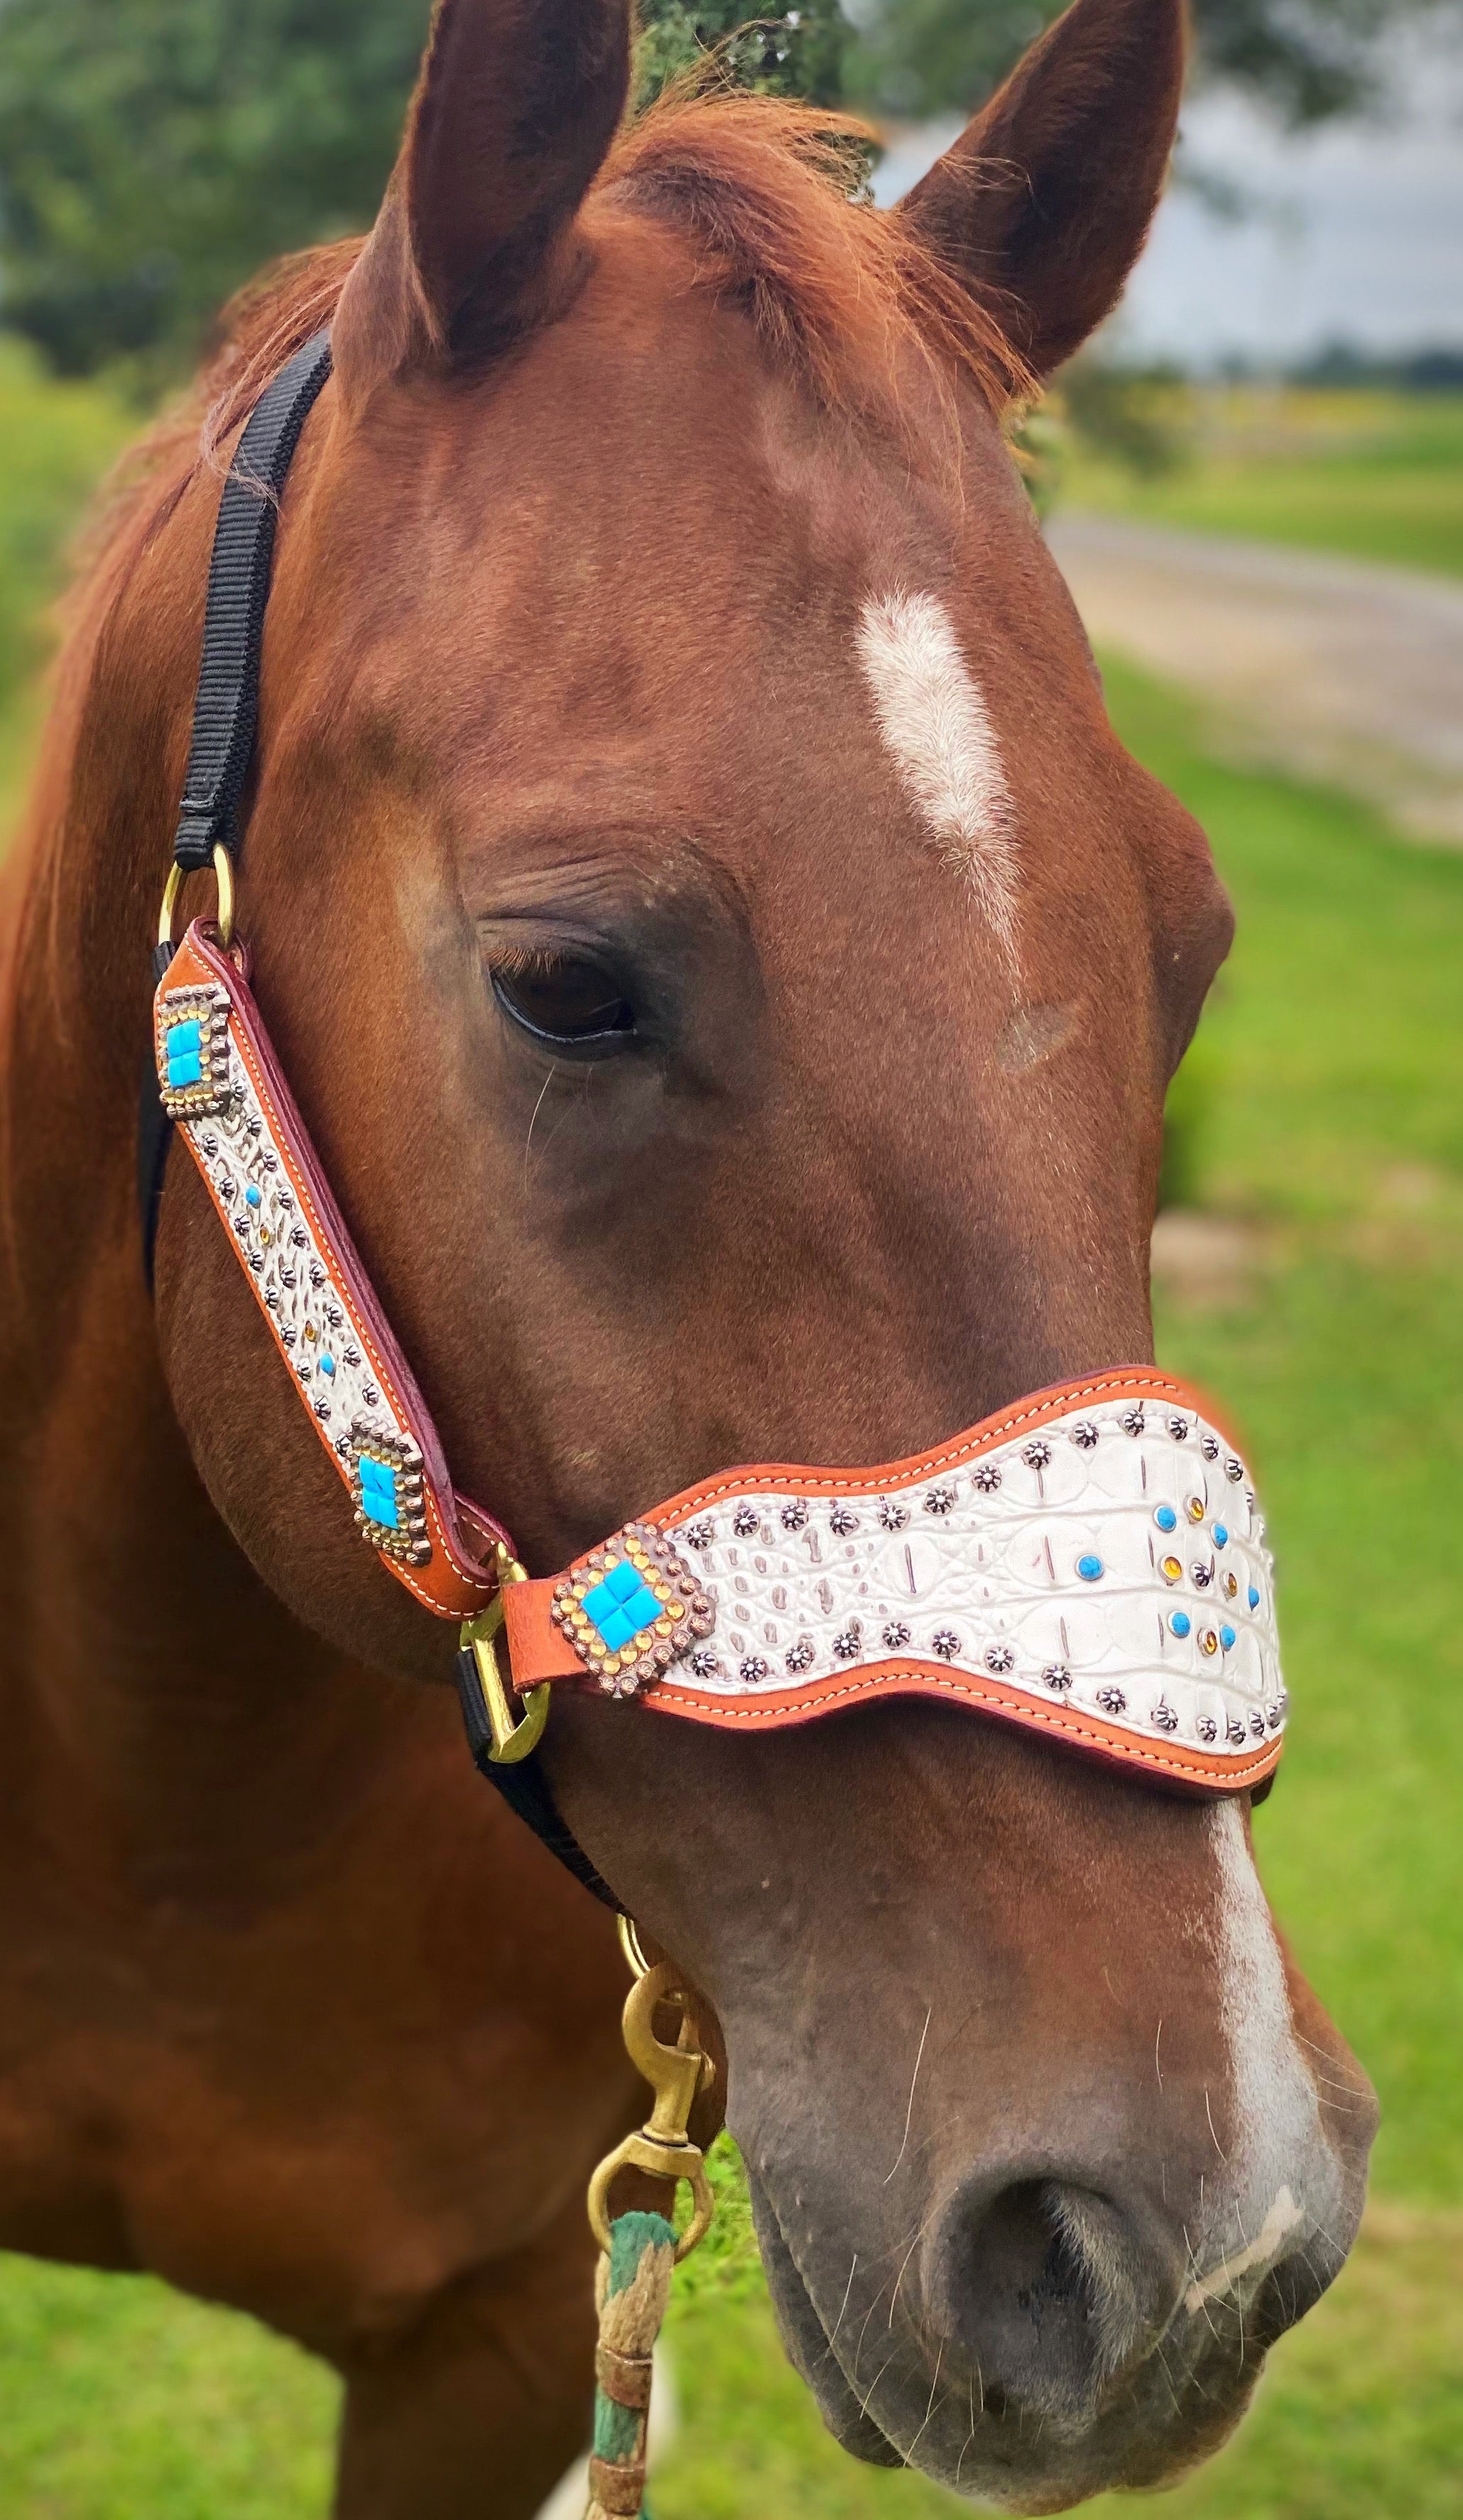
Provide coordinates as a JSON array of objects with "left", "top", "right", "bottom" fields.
[{"left": 172, "top": 332, "right": 334, "bottom": 872}]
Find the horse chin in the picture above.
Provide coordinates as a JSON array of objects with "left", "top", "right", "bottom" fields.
[
  {"left": 744, "top": 2167, "right": 907, "bottom": 2471},
  {"left": 744, "top": 2163, "right": 1276, "bottom": 2514}
]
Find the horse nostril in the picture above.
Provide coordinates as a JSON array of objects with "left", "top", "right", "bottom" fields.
[{"left": 930, "top": 2177, "right": 1165, "bottom": 2421}]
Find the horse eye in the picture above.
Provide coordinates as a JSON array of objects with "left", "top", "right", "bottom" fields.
[{"left": 491, "top": 952, "right": 637, "bottom": 1048}]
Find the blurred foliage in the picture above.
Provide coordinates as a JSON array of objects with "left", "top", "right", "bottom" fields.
[
  {"left": 1057, "top": 381, "right": 1463, "bottom": 579},
  {"left": 0, "top": 0, "right": 434, "bottom": 379},
  {"left": 849, "top": 0, "right": 1463, "bottom": 124},
  {"left": 1014, "top": 358, "right": 1192, "bottom": 523},
  {"left": 0, "top": 0, "right": 841, "bottom": 383},
  {"left": 1157, "top": 1031, "right": 1218, "bottom": 1210},
  {"left": 1060, "top": 357, "right": 1192, "bottom": 478},
  {"left": 0, "top": 339, "right": 134, "bottom": 828},
  {"left": 2, "top": 0, "right": 1457, "bottom": 381},
  {"left": 633, "top": 0, "right": 847, "bottom": 108}
]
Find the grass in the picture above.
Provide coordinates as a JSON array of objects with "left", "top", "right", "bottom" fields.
[
  {"left": 1059, "top": 385, "right": 1463, "bottom": 580},
  {"left": 0, "top": 2259, "right": 335, "bottom": 2519},
  {"left": 0, "top": 340, "right": 135, "bottom": 832},
  {"left": 0, "top": 352, "right": 1459, "bottom": 2511}
]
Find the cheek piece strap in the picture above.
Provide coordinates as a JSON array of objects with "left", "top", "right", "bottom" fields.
[{"left": 144, "top": 332, "right": 1284, "bottom": 1918}]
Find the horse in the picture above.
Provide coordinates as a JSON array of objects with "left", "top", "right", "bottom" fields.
[{"left": 0, "top": 0, "right": 1378, "bottom": 2508}]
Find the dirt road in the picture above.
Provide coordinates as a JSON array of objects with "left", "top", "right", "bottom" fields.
[{"left": 1046, "top": 514, "right": 1463, "bottom": 845}]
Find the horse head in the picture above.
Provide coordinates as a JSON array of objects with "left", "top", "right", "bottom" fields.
[{"left": 143, "top": 0, "right": 1376, "bottom": 2500}]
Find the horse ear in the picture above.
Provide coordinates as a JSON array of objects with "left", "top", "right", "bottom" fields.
[
  {"left": 334, "top": 0, "right": 631, "bottom": 401},
  {"left": 898, "top": 0, "right": 1185, "bottom": 384}
]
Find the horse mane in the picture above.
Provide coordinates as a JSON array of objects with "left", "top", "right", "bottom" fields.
[{"left": 62, "top": 92, "right": 1022, "bottom": 679}]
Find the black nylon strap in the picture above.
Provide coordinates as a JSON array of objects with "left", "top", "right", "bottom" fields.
[
  {"left": 455, "top": 1650, "right": 624, "bottom": 1911},
  {"left": 173, "top": 331, "right": 335, "bottom": 871}
]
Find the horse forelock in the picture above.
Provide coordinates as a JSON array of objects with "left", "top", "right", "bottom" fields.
[{"left": 599, "top": 92, "right": 1028, "bottom": 425}]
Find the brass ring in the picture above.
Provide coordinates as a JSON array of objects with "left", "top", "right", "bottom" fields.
[
  {"left": 587, "top": 2148, "right": 714, "bottom": 2262},
  {"left": 158, "top": 843, "right": 235, "bottom": 952},
  {"left": 459, "top": 1557, "right": 550, "bottom": 1765}
]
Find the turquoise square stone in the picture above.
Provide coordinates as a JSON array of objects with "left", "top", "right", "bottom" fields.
[
  {"left": 619, "top": 1583, "right": 663, "bottom": 1636},
  {"left": 582, "top": 1576, "right": 624, "bottom": 1632},
  {"left": 168, "top": 1048, "right": 203, "bottom": 1087},
  {"left": 360, "top": 1460, "right": 399, "bottom": 1528},
  {"left": 168, "top": 1019, "right": 201, "bottom": 1057},
  {"left": 582, "top": 1563, "right": 663, "bottom": 1651}
]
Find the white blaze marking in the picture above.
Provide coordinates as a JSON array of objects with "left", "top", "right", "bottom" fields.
[
  {"left": 1200, "top": 1802, "right": 1339, "bottom": 2300},
  {"left": 1185, "top": 2185, "right": 1303, "bottom": 2313},
  {"left": 856, "top": 589, "right": 1018, "bottom": 945}
]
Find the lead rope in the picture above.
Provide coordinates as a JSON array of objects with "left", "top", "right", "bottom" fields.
[{"left": 584, "top": 1922, "right": 717, "bottom": 2519}]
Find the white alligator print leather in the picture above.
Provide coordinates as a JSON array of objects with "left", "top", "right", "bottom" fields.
[
  {"left": 153, "top": 923, "right": 505, "bottom": 1619},
  {"left": 646, "top": 1396, "right": 1286, "bottom": 1773},
  {"left": 160, "top": 980, "right": 402, "bottom": 1454}
]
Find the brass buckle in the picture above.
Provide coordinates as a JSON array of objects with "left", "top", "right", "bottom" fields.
[
  {"left": 460, "top": 1554, "right": 550, "bottom": 1764},
  {"left": 158, "top": 843, "right": 236, "bottom": 952},
  {"left": 587, "top": 1958, "right": 716, "bottom": 2261}
]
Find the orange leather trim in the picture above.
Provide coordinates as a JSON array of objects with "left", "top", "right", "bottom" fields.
[
  {"left": 648, "top": 1663, "right": 1283, "bottom": 1793},
  {"left": 503, "top": 1579, "right": 579, "bottom": 1680}
]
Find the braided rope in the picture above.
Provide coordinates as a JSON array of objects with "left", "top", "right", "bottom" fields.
[{"left": 585, "top": 2211, "right": 678, "bottom": 2519}]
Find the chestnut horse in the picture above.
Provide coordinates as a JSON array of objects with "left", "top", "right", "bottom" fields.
[{"left": 0, "top": 0, "right": 1376, "bottom": 2508}]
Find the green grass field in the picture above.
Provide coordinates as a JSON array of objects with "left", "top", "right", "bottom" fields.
[
  {"left": 0, "top": 342, "right": 134, "bottom": 832},
  {"left": 0, "top": 366, "right": 1459, "bottom": 2514},
  {"left": 1060, "top": 385, "right": 1463, "bottom": 580}
]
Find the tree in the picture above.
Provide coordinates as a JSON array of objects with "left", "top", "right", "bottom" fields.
[
  {"left": 0, "top": 0, "right": 433, "bottom": 374},
  {"left": 0, "top": 0, "right": 844, "bottom": 378}
]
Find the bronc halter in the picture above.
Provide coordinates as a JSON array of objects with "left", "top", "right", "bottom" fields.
[{"left": 143, "top": 332, "right": 1286, "bottom": 2514}]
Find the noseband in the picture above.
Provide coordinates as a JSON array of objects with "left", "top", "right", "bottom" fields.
[{"left": 143, "top": 332, "right": 1285, "bottom": 1921}]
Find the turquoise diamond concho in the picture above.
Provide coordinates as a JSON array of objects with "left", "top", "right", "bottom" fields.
[
  {"left": 550, "top": 1523, "right": 715, "bottom": 1698},
  {"left": 347, "top": 1420, "right": 432, "bottom": 1568},
  {"left": 157, "top": 984, "right": 233, "bottom": 1119}
]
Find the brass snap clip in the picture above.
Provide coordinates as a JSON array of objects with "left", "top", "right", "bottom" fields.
[
  {"left": 158, "top": 843, "right": 236, "bottom": 953},
  {"left": 459, "top": 1551, "right": 550, "bottom": 1765},
  {"left": 587, "top": 1946, "right": 717, "bottom": 2261}
]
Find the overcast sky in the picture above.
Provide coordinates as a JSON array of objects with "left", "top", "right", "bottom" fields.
[{"left": 871, "top": 35, "right": 1463, "bottom": 366}]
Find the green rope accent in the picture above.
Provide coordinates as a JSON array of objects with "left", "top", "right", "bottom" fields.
[
  {"left": 609, "top": 2211, "right": 678, "bottom": 2291},
  {"left": 593, "top": 2383, "right": 641, "bottom": 2465},
  {"left": 587, "top": 2212, "right": 678, "bottom": 2517}
]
